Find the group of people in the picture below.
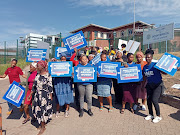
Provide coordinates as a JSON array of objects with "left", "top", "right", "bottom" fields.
[{"left": 1, "top": 46, "right": 177, "bottom": 135}]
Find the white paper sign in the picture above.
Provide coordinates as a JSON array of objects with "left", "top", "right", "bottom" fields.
[
  {"left": 118, "top": 39, "right": 128, "bottom": 50},
  {"left": 143, "top": 23, "right": 174, "bottom": 45},
  {"left": 126, "top": 40, "right": 140, "bottom": 54}
]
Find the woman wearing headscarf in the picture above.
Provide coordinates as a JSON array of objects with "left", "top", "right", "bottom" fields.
[
  {"left": 53, "top": 53, "right": 74, "bottom": 118},
  {"left": 22, "top": 62, "right": 37, "bottom": 124},
  {"left": 133, "top": 51, "right": 147, "bottom": 111},
  {"left": 29, "top": 60, "right": 53, "bottom": 134}
]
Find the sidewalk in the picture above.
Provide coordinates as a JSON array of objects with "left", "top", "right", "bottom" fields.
[{"left": 0, "top": 72, "right": 180, "bottom": 135}]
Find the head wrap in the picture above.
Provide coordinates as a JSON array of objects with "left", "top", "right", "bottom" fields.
[
  {"left": 51, "top": 58, "right": 56, "bottom": 62},
  {"left": 88, "top": 54, "right": 95, "bottom": 58},
  {"left": 37, "top": 60, "right": 47, "bottom": 69},
  {"left": 136, "top": 51, "right": 144, "bottom": 58},
  {"left": 31, "top": 62, "right": 37, "bottom": 68},
  {"left": 59, "top": 53, "right": 67, "bottom": 59}
]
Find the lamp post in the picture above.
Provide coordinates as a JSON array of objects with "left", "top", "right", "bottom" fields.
[
  {"left": 133, "top": 0, "right": 136, "bottom": 41},
  {"left": 113, "top": 31, "right": 116, "bottom": 49}
]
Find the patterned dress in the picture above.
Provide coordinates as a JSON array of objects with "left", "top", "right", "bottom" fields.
[{"left": 32, "top": 73, "right": 53, "bottom": 124}]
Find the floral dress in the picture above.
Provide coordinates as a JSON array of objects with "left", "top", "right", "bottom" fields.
[{"left": 32, "top": 73, "right": 53, "bottom": 124}]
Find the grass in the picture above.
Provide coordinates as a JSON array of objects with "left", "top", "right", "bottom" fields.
[{"left": 0, "top": 59, "right": 29, "bottom": 75}]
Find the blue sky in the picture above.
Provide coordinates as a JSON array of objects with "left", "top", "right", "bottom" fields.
[{"left": 0, "top": 0, "right": 180, "bottom": 42}]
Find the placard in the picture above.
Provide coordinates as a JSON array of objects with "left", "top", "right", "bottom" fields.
[
  {"left": 48, "top": 61, "right": 72, "bottom": 77},
  {"left": 63, "top": 31, "right": 87, "bottom": 52},
  {"left": 154, "top": 52, "right": 180, "bottom": 76},
  {"left": 98, "top": 61, "right": 120, "bottom": 78},
  {"left": 126, "top": 40, "right": 140, "bottom": 54},
  {"left": 117, "top": 64, "right": 142, "bottom": 83},
  {"left": 55, "top": 47, "right": 72, "bottom": 60},
  {"left": 26, "top": 48, "right": 47, "bottom": 62},
  {"left": 3, "top": 81, "right": 25, "bottom": 107},
  {"left": 89, "top": 53, "right": 110, "bottom": 65},
  {"left": 74, "top": 66, "right": 97, "bottom": 82}
]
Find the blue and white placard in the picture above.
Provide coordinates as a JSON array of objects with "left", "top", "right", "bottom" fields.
[
  {"left": 89, "top": 53, "right": 110, "bottom": 65},
  {"left": 63, "top": 31, "right": 87, "bottom": 53},
  {"left": 154, "top": 52, "right": 180, "bottom": 76},
  {"left": 26, "top": 48, "right": 47, "bottom": 62},
  {"left": 3, "top": 81, "right": 25, "bottom": 107},
  {"left": 48, "top": 61, "right": 72, "bottom": 77},
  {"left": 117, "top": 64, "right": 143, "bottom": 83},
  {"left": 74, "top": 66, "right": 97, "bottom": 82},
  {"left": 98, "top": 61, "right": 120, "bottom": 78},
  {"left": 55, "top": 47, "right": 72, "bottom": 60}
]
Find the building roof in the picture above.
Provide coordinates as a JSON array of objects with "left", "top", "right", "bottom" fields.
[{"left": 70, "top": 24, "right": 111, "bottom": 33}]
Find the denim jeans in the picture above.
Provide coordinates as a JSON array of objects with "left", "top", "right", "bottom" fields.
[{"left": 77, "top": 84, "right": 93, "bottom": 110}]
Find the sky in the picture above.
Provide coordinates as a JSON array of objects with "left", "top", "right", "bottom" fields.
[{"left": 0, "top": 0, "right": 180, "bottom": 42}]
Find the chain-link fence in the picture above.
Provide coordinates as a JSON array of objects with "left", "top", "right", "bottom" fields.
[{"left": 0, "top": 40, "right": 26, "bottom": 64}]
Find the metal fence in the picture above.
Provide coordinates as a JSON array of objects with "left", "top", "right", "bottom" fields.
[{"left": 0, "top": 40, "right": 26, "bottom": 64}]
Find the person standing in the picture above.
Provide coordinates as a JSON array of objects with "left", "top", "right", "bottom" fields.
[
  {"left": 143, "top": 49, "right": 166, "bottom": 123},
  {"left": 53, "top": 53, "right": 74, "bottom": 118},
  {"left": 29, "top": 60, "right": 53, "bottom": 134},
  {"left": 0, "top": 59, "right": 27, "bottom": 115}
]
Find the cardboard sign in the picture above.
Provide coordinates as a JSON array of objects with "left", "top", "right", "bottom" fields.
[
  {"left": 55, "top": 47, "right": 72, "bottom": 60},
  {"left": 26, "top": 48, "right": 47, "bottom": 62},
  {"left": 117, "top": 64, "right": 142, "bottom": 83},
  {"left": 3, "top": 81, "right": 25, "bottom": 107},
  {"left": 126, "top": 40, "right": 140, "bottom": 54},
  {"left": 63, "top": 31, "right": 87, "bottom": 52},
  {"left": 154, "top": 52, "right": 180, "bottom": 76},
  {"left": 98, "top": 61, "right": 120, "bottom": 78},
  {"left": 89, "top": 53, "right": 110, "bottom": 65},
  {"left": 74, "top": 66, "right": 97, "bottom": 82}
]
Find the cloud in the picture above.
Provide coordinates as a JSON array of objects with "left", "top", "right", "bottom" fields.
[{"left": 70, "top": 0, "right": 180, "bottom": 18}]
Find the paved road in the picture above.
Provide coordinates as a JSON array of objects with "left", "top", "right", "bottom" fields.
[{"left": 0, "top": 68, "right": 180, "bottom": 135}]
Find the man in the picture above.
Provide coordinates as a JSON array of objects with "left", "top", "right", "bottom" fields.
[{"left": 0, "top": 59, "right": 27, "bottom": 115}]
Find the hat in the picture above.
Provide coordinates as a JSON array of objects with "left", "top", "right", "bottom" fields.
[
  {"left": 59, "top": 53, "right": 67, "bottom": 59},
  {"left": 31, "top": 62, "right": 37, "bottom": 68}
]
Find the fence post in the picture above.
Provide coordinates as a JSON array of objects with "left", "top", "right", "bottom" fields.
[
  {"left": 16, "top": 39, "right": 18, "bottom": 60},
  {"left": 4, "top": 41, "right": 6, "bottom": 64},
  {"left": 0, "top": 105, "right": 2, "bottom": 135}
]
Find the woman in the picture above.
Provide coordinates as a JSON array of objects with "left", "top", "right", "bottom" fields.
[
  {"left": 29, "top": 60, "right": 53, "bottom": 135},
  {"left": 53, "top": 53, "right": 74, "bottom": 118},
  {"left": 143, "top": 49, "right": 166, "bottom": 123},
  {"left": 133, "top": 51, "right": 147, "bottom": 111},
  {"left": 77, "top": 55, "right": 94, "bottom": 117},
  {"left": 112, "top": 51, "right": 126, "bottom": 104},
  {"left": 97, "top": 53, "right": 113, "bottom": 112},
  {"left": 121, "top": 53, "right": 137, "bottom": 114},
  {"left": 22, "top": 62, "right": 37, "bottom": 124}
]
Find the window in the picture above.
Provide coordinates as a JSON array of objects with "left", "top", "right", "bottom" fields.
[
  {"left": 94, "top": 31, "right": 98, "bottom": 38},
  {"left": 121, "top": 30, "right": 124, "bottom": 37},
  {"left": 101, "top": 32, "right": 103, "bottom": 38},
  {"left": 128, "top": 29, "right": 133, "bottom": 35}
]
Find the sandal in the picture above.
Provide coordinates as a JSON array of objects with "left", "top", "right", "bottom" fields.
[
  {"left": 130, "top": 108, "right": 134, "bottom": 114},
  {"left": 108, "top": 106, "right": 114, "bottom": 112},
  {"left": 99, "top": 106, "right": 103, "bottom": 111},
  {"left": 120, "top": 108, "right": 125, "bottom": 114},
  {"left": 22, "top": 117, "right": 30, "bottom": 124}
]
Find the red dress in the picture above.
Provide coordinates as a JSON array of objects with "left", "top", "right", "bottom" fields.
[{"left": 24, "top": 71, "right": 37, "bottom": 105}]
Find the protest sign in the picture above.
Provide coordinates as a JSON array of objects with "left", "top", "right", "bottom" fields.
[
  {"left": 26, "top": 48, "right": 47, "bottom": 62},
  {"left": 55, "top": 47, "right": 72, "bottom": 60},
  {"left": 118, "top": 39, "right": 128, "bottom": 51},
  {"left": 63, "top": 31, "right": 87, "bottom": 52},
  {"left": 98, "top": 61, "right": 120, "bottom": 78},
  {"left": 3, "top": 81, "right": 25, "bottom": 107},
  {"left": 126, "top": 40, "right": 140, "bottom": 54},
  {"left": 89, "top": 53, "right": 110, "bottom": 65},
  {"left": 117, "top": 64, "right": 142, "bottom": 83},
  {"left": 154, "top": 52, "right": 180, "bottom": 76},
  {"left": 74, "top": 66, "right": 97, "bottom": 82},
  {"left": 48, "top": 61, "right": 72, "bottom": 77}
]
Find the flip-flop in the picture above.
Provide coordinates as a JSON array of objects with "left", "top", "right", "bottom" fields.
[{"left": 22, "top": 118, "right": 30, "bottom": 124}]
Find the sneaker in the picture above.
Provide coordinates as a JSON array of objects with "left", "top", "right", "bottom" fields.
[
  {"left": 87, "top": 109, "right": 93, "bottom": 116},
  {"left": 6, "top": 110, "right": 12, "bottom": 115},
  {"left": 153, "top": 116, "right": 162, "bottom": 123},
  {"left": 145, "top": 115, "right": 154, "bottom": 120},
  {"left": 55, "top": 111, "right": 60, "bottom": 118},
  {"left": 64, "top": 110, "right": 69, "bottom": 118},
  {"left": 133, "top": 104, "right": 138, "bottom": 111},
  {"left": 142, "top": 105, "right": 146, "bottom": 111},
  {"left": 79, "top": 109, "right": 84, "bottom": 117}
]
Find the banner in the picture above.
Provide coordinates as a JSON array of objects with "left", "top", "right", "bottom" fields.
[
  {"left": 98, "top": 61, "right": 120, "bottom": 78},
  {"left": 26, "top": 48, "right": 47, "bottom": 62},
  {"left": 143, "top": 23, "right": 174, "bottom": 45},
  {"left": 154, "top": 52, "right": 180, "bottom": 76},
  {"left": 74, "top": 66, "right": 97, "bottom": 82},
  {"left": 117, "top": 64, "right": 143, "bottom": 83},
  {"left": 63, "top": 31, "right": 87, "bottom": 52},
  {"left": 55, "top": 47, "right": 72, "bottom": 60},
  {"left": 3, "top": 81, "right": 25, "bottom": 107},
  {"left": 48, "top": 61, "right": 72, "bottom": 77}
]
